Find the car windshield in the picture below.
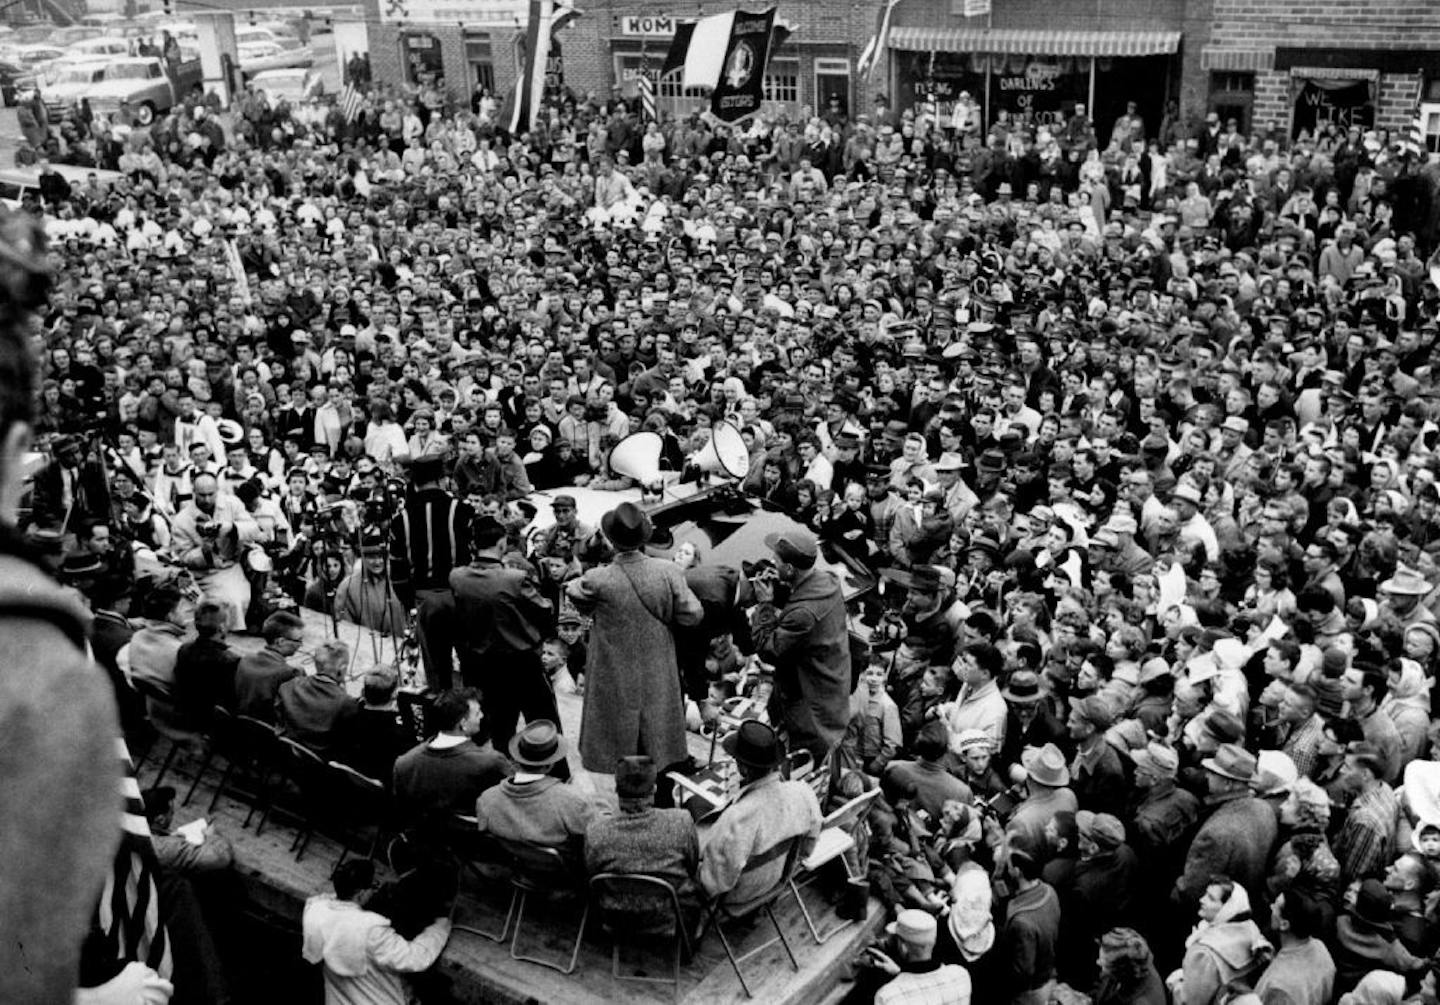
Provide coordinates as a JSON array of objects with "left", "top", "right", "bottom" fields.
[
  {"left": 19, "top": 50, "right": 59, "bottom": 64},
  {"left": 108, "top": 62, "right": 157, "bottom": 79}
]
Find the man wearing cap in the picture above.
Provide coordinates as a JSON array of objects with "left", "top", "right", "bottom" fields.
[
  {"left": 1008, "top": 743, "right": 1078, "bottom": 856},
  {"left": 1066, "top": 695, "right": 1127, "bottom": 817},
  {"left": 31, "top": 434, "right": 111, "bottom": 535},
  {"left": 853, "top": 908, "right": 972, "bottom": 1005},
  {"left": 1174, "top": 743, "right": 1278, "bottom": 913},
  {"left": 452, "top": 516, "right": 562, "bottom": 758},
  {"left": 1130, "top": 741, "right": 1200, "bottom": 940},
  {"left": 477, "top": 719, "right": 594, "bottom": 860},
  {"left": 698, "top": 721, "right": 821, "bottom": 916},
  {"left": 567, "top": 502, "right": 703, "bottom": 779},
  {"left": 389, "top": 453, "right": 473, "bottom": 691},
  {"left": 584, "top": 755, "right": 701, "bottom": 919},
  {"left": 1332, "top": 741, "right": 1399, "bottom": 884},
  {"left": 1060, "top": 810, "right": 1140, "bottom": 988},
  {"left": 335, "top": 538, "right": 407, "bottom": 633},
  {"left": 1170, "top": 480, "right": 1219, "bottom": 560},
  {"left": 934, "top": 451, "right": 980, "bottom": 525},
  {"left": 749, "top": 527, "right": 852, "bottom": 762}
]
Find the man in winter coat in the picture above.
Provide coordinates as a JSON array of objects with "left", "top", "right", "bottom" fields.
[
  {"left": 750, "top": 528, "right": 852, "bottom": 762},
  {"left": 1173, "top": 743, "right": 1279, "bottom": 914},
  {"left": 567, "top": 502, "right": 702, "bottom": 778}
]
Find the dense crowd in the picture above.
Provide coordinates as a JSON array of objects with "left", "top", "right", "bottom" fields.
[{"left": 13, "top": 50, "right": 1440, "bottom": 1005}]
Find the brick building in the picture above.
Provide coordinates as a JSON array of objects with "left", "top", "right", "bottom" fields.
[
  {"left": 361, "top": 0, "right": 876, "bottom": 118},
  {"left": 360, "top": 0, "right": 1440, "bottom": 150},
  {"left": 1195, "top": 0, "right": 1440, "bottom": 146}
]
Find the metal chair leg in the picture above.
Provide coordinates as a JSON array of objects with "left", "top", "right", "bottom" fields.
[
  {"left": 182, "top": 747, "right": 217, "bottom": 806},
  {"left": 454, "top": 884, "right": 516, "bottom": 944},
  {"left": 510, "top": 887, "right": 589, "bottom": 975},
  {"left": 765, "top": 904, "right": 799, "bottom": 970},
  {"left": 206, "top": 758, "right": 236, "bottom": 815},
  {"left": 788, "top": 876, "right": 852, "bottom": 944},
  {"left": 150, "top": 740, "right": 179, "bottom": 789},
  {"left": 709, "top": 905, "right": 753, "bottom": 999}
]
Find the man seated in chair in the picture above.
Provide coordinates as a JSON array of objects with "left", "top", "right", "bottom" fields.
[
  {"left": 476, "top": 718, "right": 595, "bottom": 862},
  {"left": 276, "top": 639, "right": 360, "bottom": 758},
  {"left": 586, "top": 755, "right": 703, "bottom": 924},
  {"left": 698, "top": 720, "right": 823, "bottom": 916},
  {"left": 393, "top": 687, "right": 512, "bottom": 821}
]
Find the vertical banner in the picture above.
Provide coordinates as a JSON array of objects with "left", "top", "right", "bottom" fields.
[{"left": 710, "top": 7, "right": 776, "bottom": 122}]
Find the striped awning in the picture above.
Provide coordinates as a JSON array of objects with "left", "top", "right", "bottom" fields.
[{"left": 887, "top": 26, "right": 1182, "bottom": 58}]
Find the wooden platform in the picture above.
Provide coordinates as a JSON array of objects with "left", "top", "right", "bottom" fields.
[
  {"left": 152, "top": 762, "right": 882, "bottom": 1005},
  {"left": 153, "top": 610, "right": 884, "bottom": 1004}
]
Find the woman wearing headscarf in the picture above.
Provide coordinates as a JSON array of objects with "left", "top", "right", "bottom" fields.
[
  {"left": 1172, "top": 878, "right": 1274, "bottom": 1005},
  {"left": 1384, "top": 658, "right": 1432, "bottom": 768}
]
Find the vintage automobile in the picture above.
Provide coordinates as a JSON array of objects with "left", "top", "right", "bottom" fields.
[
  {"left": 82, "top": 55, "right": 202, "bottom": 125},
  {"left": 249, "top": 67, "right": 324, "bottom": 106}
]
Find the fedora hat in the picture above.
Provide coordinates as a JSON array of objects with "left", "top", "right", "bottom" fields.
[
  {"left": 1020, "top": 743, "right": 1070, "bottom": 787},
  {"left": 1380, "top": 564, "right": 1433, "bottom": 596},
  {"left": 1202, "top": 742, "right": 1257, "bottom": 782},
  {"left": 723, "top": 719, "right": 783, "bottom": 771},
  {"left": 509, "top": 719, "right": 568, "bottom": 769},
  {"left": 601, "top": 501, "right": 653, "bottom": 551},
  {"left": 935, "top": 451, "right": 966, "bottom": 473},
  {"left": 1001, "top": 669, "right": 1045, "bottom": 705},
  {"left": 1131, "top": 741, "right": 1179, "bottom": 778}
]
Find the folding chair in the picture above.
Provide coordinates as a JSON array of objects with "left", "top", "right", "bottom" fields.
[
  {"left": 788, "top": 787, "right": 881, "bottom": 943},
  {"left": 589, "top": 873, "right": 693, "bottom": 1000},
  {"left": 327, "top": 760, "right": 398, "bottom": 871},
  {"left": 495, "top": 836, "right": 590, "bottom": 975},
  {"left": 704, "top": 834, "right": 803, "bottom": 998},
  {"left": 231, "top": 714, "right": 286, "bottom": 833},
  {"left": 130, "top": 677, "right": 206, "bottom": 790},
  {"left": 183, "top": 704, "right": 265, "bottom": 812},
  {"left": 278, "top": 736, "right": 336, "bottom": 864},
  {"left": 447, "top": 818, "right": 519, "bottom": 944}
]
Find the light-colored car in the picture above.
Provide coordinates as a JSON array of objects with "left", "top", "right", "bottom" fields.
[
  {"left": 250, "top": 67, "right": 324, "bottom": 105},
  {"left": 40, "top": 60, "right": 111, "bottom": 117},
  {"left": 239, "top": 39, "right": 314, "bottom": 75},
  {"left": 64, "top": 36, "right": 133, "bottom": 61},
  {"left": 6, "top": 43, "right": 66, "bottom": 77}
]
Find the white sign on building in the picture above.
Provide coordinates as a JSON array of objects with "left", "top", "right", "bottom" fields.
[
  {"left": 378, "top": 0, "right": 527, "bottom": 26},
  {"left": 619, "top": 13, "right": 676, "bottom": 37}
]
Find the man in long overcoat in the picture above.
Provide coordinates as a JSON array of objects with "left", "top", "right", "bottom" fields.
[
  {"left": 750, "top": 529, "right": 852, "bottom": 762},
  {"left": 567, "top": 502, "right": 703, "bottom": 776}
]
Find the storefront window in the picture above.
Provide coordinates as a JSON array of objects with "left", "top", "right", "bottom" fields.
[
  {"left": 763, "top": 57, "right": 799, "bottom": 106},
  {"left": 465, "top": 33, "right": 493, "bottom": 97},
  {"left": 403, "top": 32, "right": 443, "bottom": 86},
  {"left": 989, "top": 57, "right": 1085, "bottom": 129}
]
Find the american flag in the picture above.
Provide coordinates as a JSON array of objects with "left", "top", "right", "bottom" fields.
[
  {"left": 637, "top": 67, "right": 657, "bottom": 123},
  {"left": 340, "top": 83, "right": 363, "bottom": 123}
]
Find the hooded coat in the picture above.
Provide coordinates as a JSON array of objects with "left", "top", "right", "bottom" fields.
[
  {"left": 1382, "top": 659, "right": 1431, "bottom": 768},
  {"left": 1180, "top": 884, "right": 1274, "bottom": 1005}
]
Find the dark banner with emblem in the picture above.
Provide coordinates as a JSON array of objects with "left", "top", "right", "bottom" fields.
[{"left": 710, "top": 7, "right": 776, "bottom": 123}]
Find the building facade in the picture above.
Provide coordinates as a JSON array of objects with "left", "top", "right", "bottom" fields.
[
  {"left": 359, "top": 0, "right": 1440, "bottom": 152},
  {"left": 1195, "top": 0, "right": 1440, "bottom": 148}
]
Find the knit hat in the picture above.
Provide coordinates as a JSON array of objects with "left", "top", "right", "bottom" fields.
[{"left": 1077, "top": 810, "right": 1126, "bottom": 850}]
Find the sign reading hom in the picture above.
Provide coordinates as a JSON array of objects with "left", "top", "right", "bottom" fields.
[{"left": 620, "top": 13, "right": 677, "bottom": 37}]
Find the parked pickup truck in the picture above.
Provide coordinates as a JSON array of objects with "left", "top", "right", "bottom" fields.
[{"left": 82, "top": 56, "right": 201, "bottom": 126}]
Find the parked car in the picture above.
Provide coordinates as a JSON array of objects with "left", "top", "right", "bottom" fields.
[
  {"left": 239, "top": 40, "right": 314, "bottom": 75},
  {"left": 82, "top": 55, "right": 201, "bottom": 125},
  {"left": 250, "top": 67, "right": 324, "bottom": 105},
  {"left": 40, "top": 59, "right": 110, "bottom": 118},
  {"left": 63, "top": 35, "right": 132, "bottom": 61}
]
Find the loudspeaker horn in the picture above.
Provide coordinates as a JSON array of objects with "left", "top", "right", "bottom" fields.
[
  {"left": 689, "top": 421, "right": 750, "bottom": 479},
  {"left": 608, "top": 431, "right": 665, "bottom": 484}
]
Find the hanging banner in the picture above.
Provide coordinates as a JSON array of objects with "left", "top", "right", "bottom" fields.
[
  {"left": 710, "top": 7, "right": 777, "bottom": 123},
  {"left": 1291, "top": 76, "right": 1375, "bottom": 138}
]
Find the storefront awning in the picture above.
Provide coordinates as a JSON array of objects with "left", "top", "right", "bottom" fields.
[{"left": 887, "top": 27, "right": 1182, "bottom": 58}]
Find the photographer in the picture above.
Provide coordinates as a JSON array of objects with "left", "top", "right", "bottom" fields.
[
  {"left": 844, "top": 910, "right": 971, "bottom": 1005},
  {"left": 170, "top": 472, "right": 261, "bottom": 630}
]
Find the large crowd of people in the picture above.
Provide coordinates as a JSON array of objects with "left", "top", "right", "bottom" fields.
[{"left": 8, "top": 45, "right": 1440, "bottom": 1005}]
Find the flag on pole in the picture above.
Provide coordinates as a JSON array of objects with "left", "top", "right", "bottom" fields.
[
  {"left": 856, "top": 0, "right": 900, "bottom": 81},
  {"left": 1401, "top": 75, "right": 1430, "bottom": 158},
  {"left": 660, "top": 20, "right": 695, "bottom": 80},
  {"left": 339, "top": 83, "right": 363, "bottom": 123},
  {"left": 709, "top": 8, "right": 779, "bottom": 122},
  {"left": 637, "top": 67, "right": 657, "bottom": 122},
  {"left": 505, "top": 0, "right": 583, "bottom": 134}
]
